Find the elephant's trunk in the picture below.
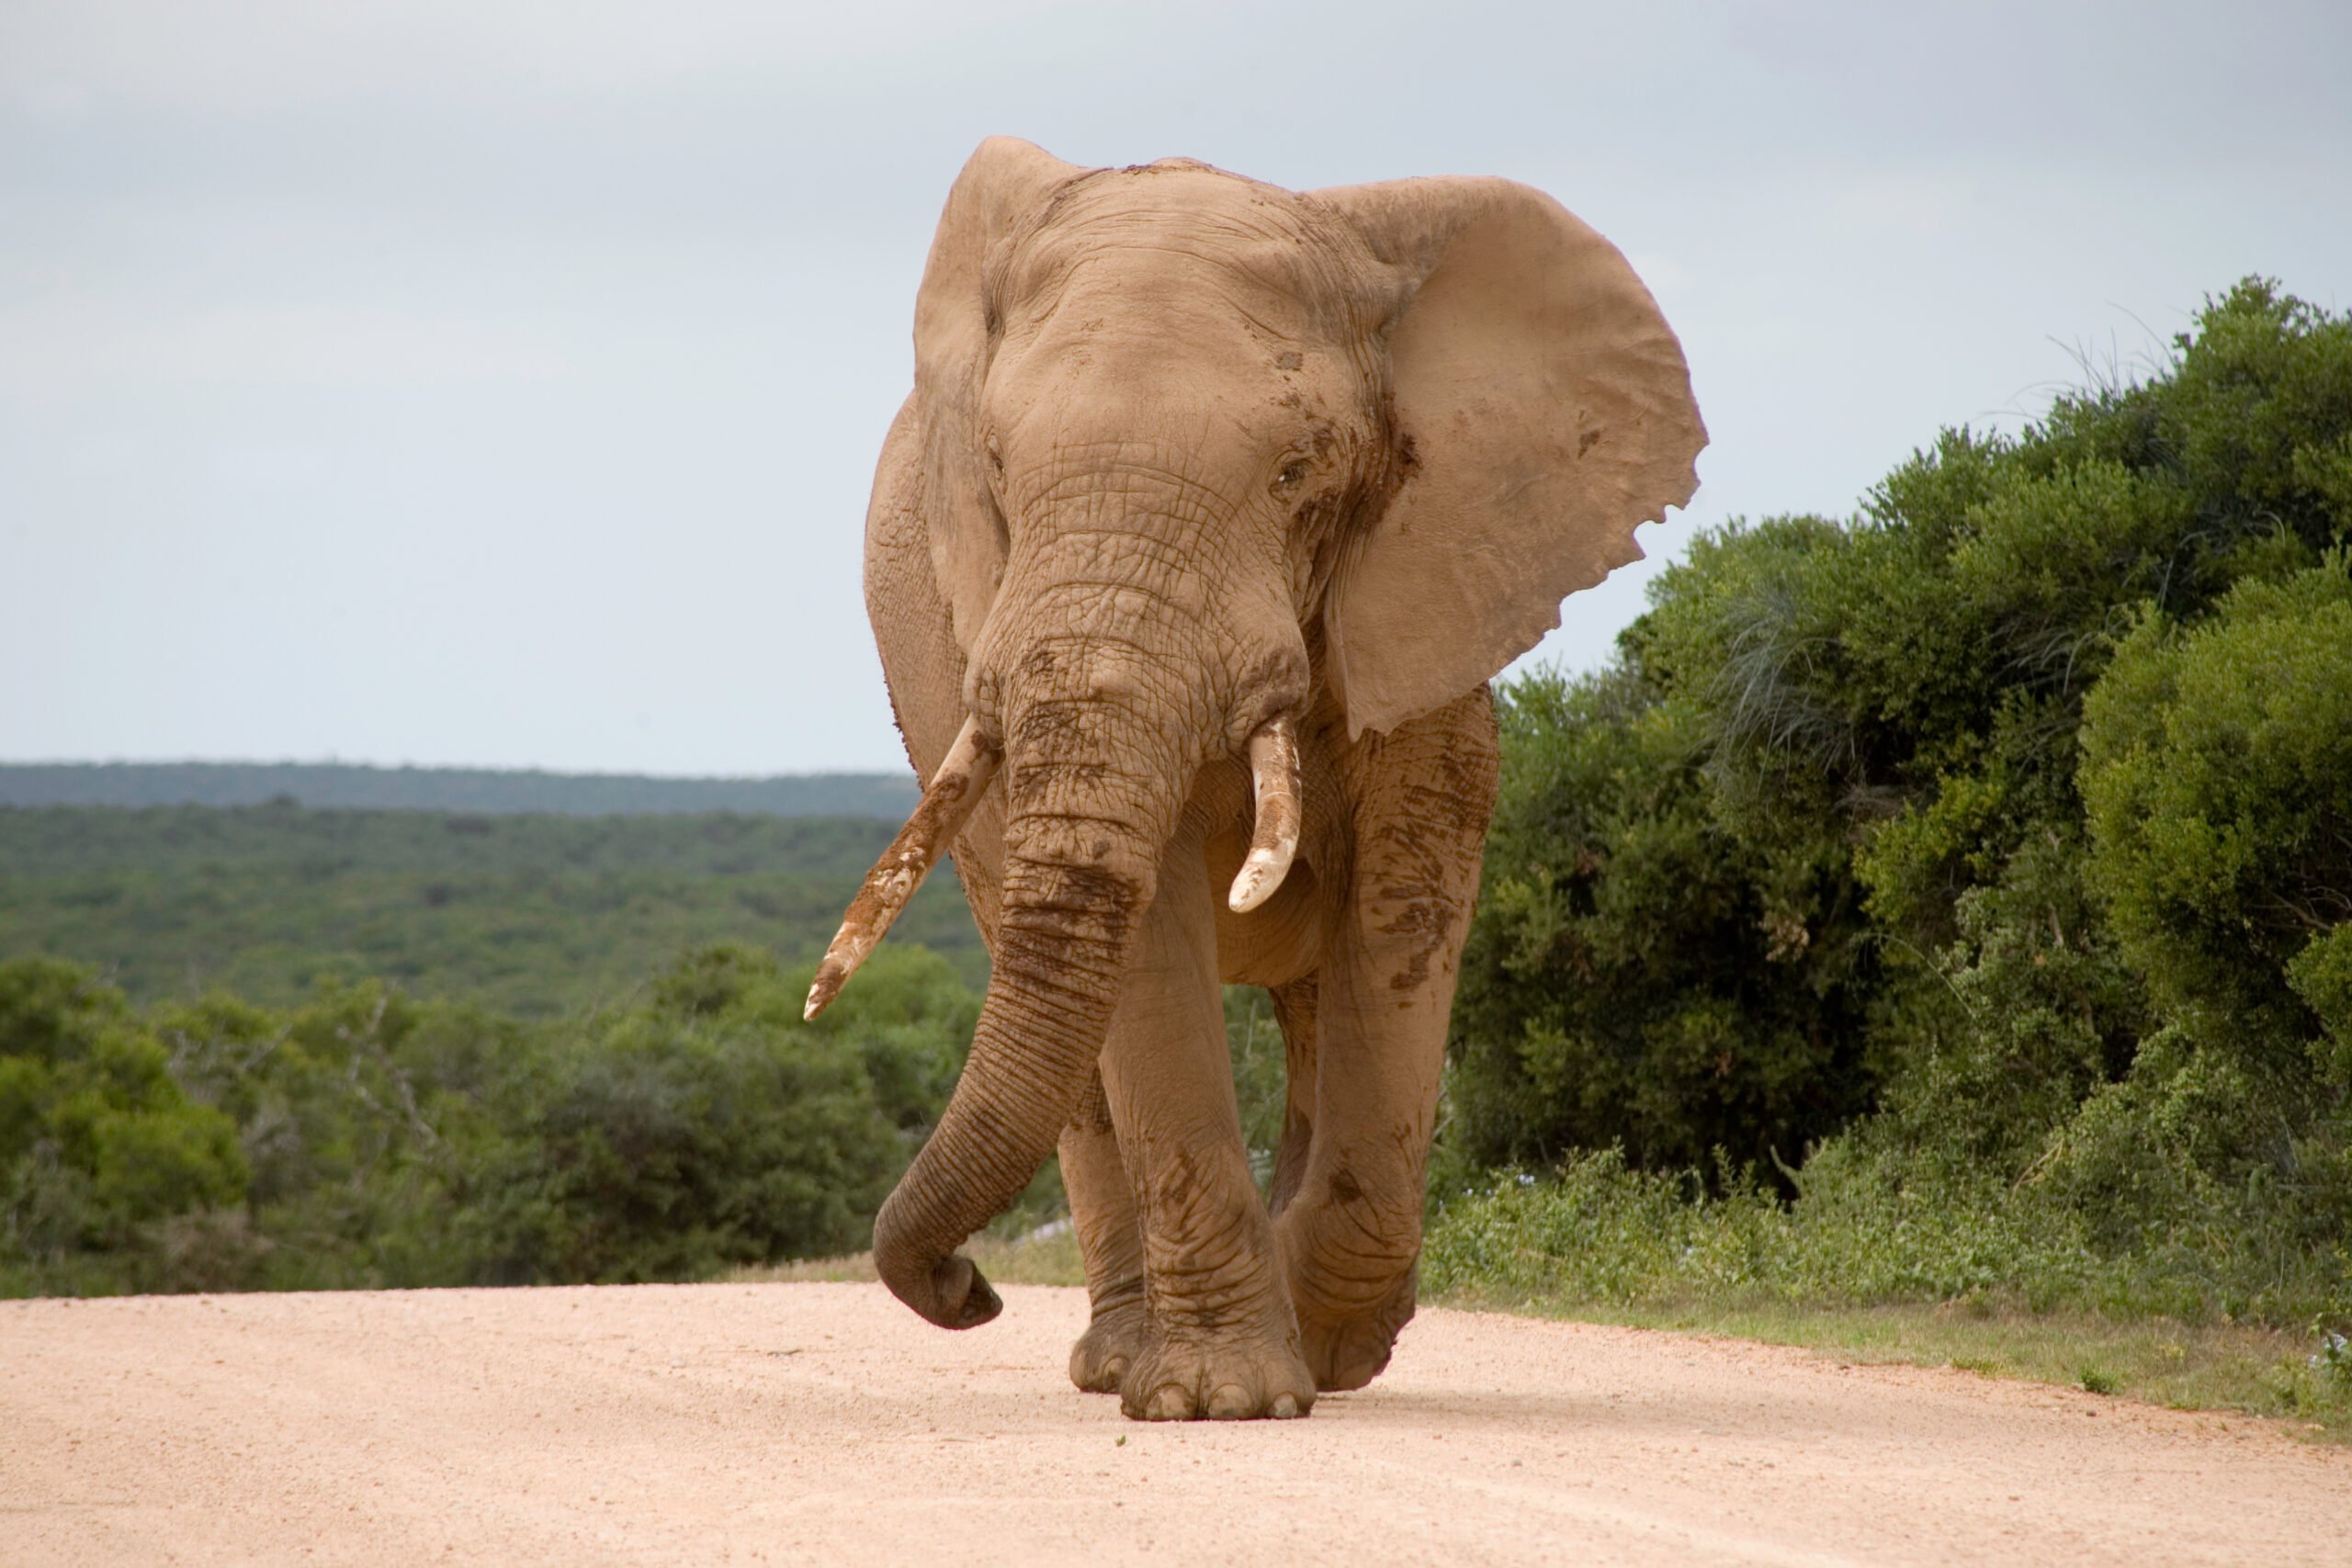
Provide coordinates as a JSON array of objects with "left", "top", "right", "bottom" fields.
[{"left": 870, "top": 657, "right": 1193, "bottom": 1329}]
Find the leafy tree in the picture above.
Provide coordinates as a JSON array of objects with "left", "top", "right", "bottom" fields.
[
  {"left": 461, "top": 943, "right": 979, "bottom": 1284},
  {"left": 1445, "top": 280, "right": 2352, "bottom": 1321},
  {"left": 2052, "top": 558, "right": 2352, "bottom": 1277},
  {"left": 1447, "top": 665, "right": 1879, "bottom": 1183},
  {"left": 2081, "top": 559, "right": 2352, "bottom": 1070},
  {"left": 0, "top": 959, "right": 250, "bottom": 1293}
]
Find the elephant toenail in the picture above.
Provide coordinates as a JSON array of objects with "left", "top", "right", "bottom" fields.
[
  {"left": 1269, "top": 1393, "right": 1302, "bottom": 1419},
  {"left": 1205, "top": 1384, "right": 1252, "bottom": 1419},
  {"left": 1145, "top": 1385, "right": 1192, "bottom": 1421}
]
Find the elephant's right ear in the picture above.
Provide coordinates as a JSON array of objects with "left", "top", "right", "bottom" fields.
[{"left": 911, "top": 137, "right": 1088, "bottom": 658}]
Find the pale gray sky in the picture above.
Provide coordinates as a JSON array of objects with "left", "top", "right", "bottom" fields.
[{"left": 4, "top": 0, "right": 2346, "bottom": 774}]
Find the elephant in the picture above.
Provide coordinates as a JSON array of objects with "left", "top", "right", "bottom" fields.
[{"left": 806, "top": 138, "right": 1704, "bottom": 1420}]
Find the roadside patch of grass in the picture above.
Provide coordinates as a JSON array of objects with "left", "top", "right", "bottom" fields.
[
  {"left": 1420, "top": 1148, "right": 2351, "bottom": 1440},
  {"left": 725, "top": 1224, "right": 1085, "bottom": 1289},
  {"left": 729, "top": 1253, "right": 876, "bottom": 1284},
  {"left": 1429, "top": 1290, "right": 2352, "bottom": 1441}
]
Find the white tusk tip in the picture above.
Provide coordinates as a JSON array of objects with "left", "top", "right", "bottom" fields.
[{"left": 1227, "top": 849, "right": 1290, "bottom": 914}]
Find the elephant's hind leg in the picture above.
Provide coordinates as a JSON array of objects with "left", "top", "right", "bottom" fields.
[{"left": 1059, "top": 1067, "right": 1148, "bottom": 1393}]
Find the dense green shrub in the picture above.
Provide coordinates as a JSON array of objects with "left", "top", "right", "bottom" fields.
[
  {"left": 0, "top": 959, "right": 251, "bottom": 1293},
  {"left": 1446, "top": 665, "right": 1880, "bottom": 1183},
  {"left": 0, "top": 944, "right": 982, "bottom": 1296},
  {"left": 2050, "top": 558, "right": 2352, "bottom": 1296},
  {"left": 466, "top": 944, "right": 975, "bottom": 1282},
  {"left": 1442, "top": 280, "right": 2352, "bottom": 1327},
  {"left": 2081, "top": 558, "right": 2352, "bottom": 1084}
]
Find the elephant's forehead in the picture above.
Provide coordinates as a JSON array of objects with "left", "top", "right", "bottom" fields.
[{"left": 1007, "top": 168, "right": 1374, "bottom": 323}]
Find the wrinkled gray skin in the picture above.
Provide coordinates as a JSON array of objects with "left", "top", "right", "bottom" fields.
[{"left": 850, "top": 139, "right": 1703, "bottom": 1420}]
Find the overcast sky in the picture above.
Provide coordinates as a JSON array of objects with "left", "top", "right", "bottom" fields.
[{"left": 5, "top": 0, "right": 2347, "bottom": 776}]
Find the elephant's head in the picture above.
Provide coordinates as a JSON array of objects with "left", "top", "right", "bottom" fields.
[{"left": 810, "top": 138, "right": 1704, "bottom": 1330}]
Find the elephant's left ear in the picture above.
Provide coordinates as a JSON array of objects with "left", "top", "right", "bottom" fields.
[{"left": 1311, "top": 176, "right": 1706, "bottom": 739}]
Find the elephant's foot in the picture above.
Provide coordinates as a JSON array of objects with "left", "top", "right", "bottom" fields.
[
  {"left": 1119, "top": 1328, "right": 1317, "bottom": 1421},
  {"left": 1068, "top": 1296, "right": 1149, "bottom": 1394},
  {"left": 1297, "top": 1304, "right": 1406, "bottom": 1392},
  {"left": 1294, "top": 1269, "right": 1417, "bottom": 1393}
]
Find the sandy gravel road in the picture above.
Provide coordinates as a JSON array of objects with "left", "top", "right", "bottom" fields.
[{"left": 4, "top": 1282, "right": 2345, "bottom": 1567}]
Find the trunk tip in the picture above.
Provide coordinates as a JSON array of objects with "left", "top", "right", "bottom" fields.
[
  {"left": 880, "top": 1249, "right": 1003, "bottom": 1330},
  {"left": 939, "top": 1255, "right": 1003, "bottom": 1329}
]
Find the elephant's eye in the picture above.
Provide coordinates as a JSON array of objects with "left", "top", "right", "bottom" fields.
[{"left": 1272, "top": 460, "right": 1309, "bottom": 492}]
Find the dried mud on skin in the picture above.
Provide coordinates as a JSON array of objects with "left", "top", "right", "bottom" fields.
[{"left": 6, "top": 1282, "right": 2347, "bottom": 1567}]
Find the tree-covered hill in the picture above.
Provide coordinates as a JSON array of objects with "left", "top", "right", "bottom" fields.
[
  {"left": 0, "top": 804, "right": 982, "bottom": 1017},
  {"left": 0, "top": 761, "right": 919, "bottom": 818}
]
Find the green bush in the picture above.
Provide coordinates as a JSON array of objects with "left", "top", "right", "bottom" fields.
[
  {"left": 0, "top": 944, "right": 984, "bottom": 1296},
  {"left": 0, "top": 958, "right": 250, "bottom": 1293},
  {"left": 1446, "top": 664, "right": 1880, "bottom": 1184},
  {"left": 2050, "top": 557, "right": 2352, "bottom": 1305},
  {"left": 1438, "top": 280, "right": 2352, "bottom": 1330},
  {"left": 2081, "top": 557, "right": 2352, "bottom": 1086},
  {"left": 467, "top": 944, "right": 975, "bottom": 1283}
]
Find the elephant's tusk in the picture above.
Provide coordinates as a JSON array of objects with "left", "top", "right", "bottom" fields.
[
  {"left": 805, "top": 716, "right": 1001, "bottom": 1021},
  {"left": 1228, "top": 715, "right": 1302, "bottom": 914}
]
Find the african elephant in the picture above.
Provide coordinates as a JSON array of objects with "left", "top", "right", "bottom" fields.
[{"left": 807, "top": 138, "right": 1703, "bottom": 1420}]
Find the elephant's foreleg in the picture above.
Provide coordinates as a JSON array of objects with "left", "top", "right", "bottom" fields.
[
  {"left": 1058, "top": 1068, "right": 1148, "bottom": 1393},
  {"left": 1097, "top": 825, "right": 1315, "bottom": 1421},
  {"left": 1274, "top": 689, "right": 1498, "bottom": 1392}
]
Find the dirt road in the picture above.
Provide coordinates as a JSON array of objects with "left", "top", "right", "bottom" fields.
[{"left": 4, "top": 1282, "right": 2344, "bottom": 1566}]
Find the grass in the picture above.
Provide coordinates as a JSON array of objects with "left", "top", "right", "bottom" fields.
[
  {"left": 1412, "top": 1145, "right": 2351, "bottom": 1439},
  {"left": 730, "top": 1224, "right": 2350, "bottom": 1441},
  {"left": 725, "top": 1224, "right": 1086, "bottom": 1289},
  {"left": 1429, "top": 1288, "right": 2351, "bottom": 1441}
]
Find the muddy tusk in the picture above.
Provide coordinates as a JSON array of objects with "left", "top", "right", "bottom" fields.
[
  {"left": 1228, "top": 716, "right": 1302, "bottom": 914},
  {"left": 804, "top": 716, "right": 1001, "bottom": 1021}
]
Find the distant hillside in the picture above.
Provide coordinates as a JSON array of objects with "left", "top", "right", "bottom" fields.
[
  {"left": 0, "top": 802, "right": 981, "bottom": 1015},
  {"left": 0, "top": 762, "right": 918, "bottom": 818}
]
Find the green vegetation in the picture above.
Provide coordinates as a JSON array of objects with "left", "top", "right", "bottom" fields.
[
  {"left": 8, "top": 277, "right": 2349, "bottom": 1435},
  {"left": 0, "top": 944, "right": 978, "bottom": 1295},
  {"left": 0, "top": 803, "right": 983, "bottom": 1015},
  {"left": 1433, "top": 280, "right": 2352, "bottom": 1426},
  {"left": 0, "top": 761, "right": 916, "bottom": 817}
]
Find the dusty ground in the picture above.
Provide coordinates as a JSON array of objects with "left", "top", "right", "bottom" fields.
[{"left": 4, "top": 1282, "right": 2345, "bottom": 1567}]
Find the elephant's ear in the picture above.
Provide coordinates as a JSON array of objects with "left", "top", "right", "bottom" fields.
[
  {"left": 1311, "top": 176, "right": 1706, "bottom": 739},
  {"left": 911, "top": 137, "right": 1089, "bottom": 658}
]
